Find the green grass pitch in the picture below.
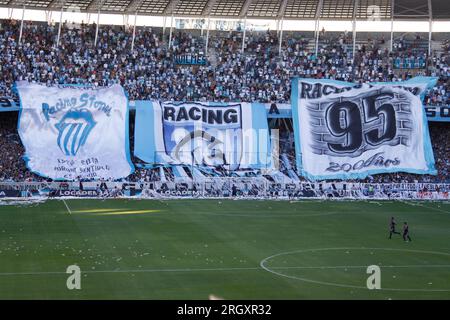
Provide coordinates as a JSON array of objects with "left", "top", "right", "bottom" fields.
[{"left": 0, "top": 199, "right": 449, "bottom": 299}]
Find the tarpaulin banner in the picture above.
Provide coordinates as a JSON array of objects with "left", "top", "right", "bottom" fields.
[
  {"left": 291, "top": 77, "right": 437, "bottom": 180},
  {"left": 134, "top": 101, "right": 272, "bottom": 169},
  {"left": 15, "top": 82, "right": 134, "bottom": 180},
  {"left": 425, "top": 106, "right": 450, "bottom": 122}
]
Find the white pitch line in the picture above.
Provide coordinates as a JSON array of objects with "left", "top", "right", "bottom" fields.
[
  {"left": 401, "top": 201, "right": 450, "bottom": 214},
  {"left": 0, "top": 267, "right": 260, "bottom": 276},
  {"left": 62, "top": 199, "right": 72, "bottom": 215},
  {"left": 260, "top": 247, "right": 450, "bottom": 292},
  {"left": 270, "top": 264, "right": 450, "bottom": 269},
  {"left": 0, "top": 264, "right": 450, "bottom": 277}
]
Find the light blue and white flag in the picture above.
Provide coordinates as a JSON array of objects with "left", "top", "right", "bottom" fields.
[
  {"left": 291, "top": 77, "right": 437, "bottom": 180},
  {"left": 134, "top": 101, "right": 272, "bottom": 169},
  {"left": 425, "top": 105, "right": 450, "bottom": 122},
  {"left": 15, "top": 82, "right": 134, "bottom": 180}
]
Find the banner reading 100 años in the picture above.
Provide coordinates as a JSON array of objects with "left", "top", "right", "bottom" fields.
[
  {"left": 15, "top": 82, "right": 134, "bottom": 180},
  {"left": 291, "top": 77, "right": 438, "bottom": 180}
]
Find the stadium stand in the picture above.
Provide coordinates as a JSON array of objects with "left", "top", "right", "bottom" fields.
[
  {"left": 0, "top": 0, "right": 448, "bottom": 185},
  {"left": 0, "top": 20, "right": 448, "bottom": 104}
]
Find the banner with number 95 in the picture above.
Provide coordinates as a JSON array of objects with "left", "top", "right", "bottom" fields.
[{"left": 291, "top": 77, "right": 437, "bottom": 180}]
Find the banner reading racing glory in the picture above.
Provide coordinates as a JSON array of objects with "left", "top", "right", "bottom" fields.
[
  {"left": 15, "top": 82, "right": 134, "bottom": 180},
  {"left": 291, "top": 77, "right": 437, "bottom": 180},
  {"left": 134, "top": 101, "right": 272, "bottom": 169}
]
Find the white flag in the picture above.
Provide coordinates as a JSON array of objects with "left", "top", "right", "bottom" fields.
[
  {"left": 16, "top": 82, "right": 134, "bottom": 180},
  {"left": 291, "top": 78, "right": 436, "bottom": 180}
]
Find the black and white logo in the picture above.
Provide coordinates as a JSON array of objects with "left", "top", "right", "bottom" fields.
[{"left": 307, "top": 88, "right": 413, "bottom": 158}]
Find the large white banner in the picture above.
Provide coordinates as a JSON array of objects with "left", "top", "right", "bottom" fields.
[
  {"left": 15, "top": 82, "right": 134, "bottom": 180},
  {"left": 134, "top": 101, "right": 272, "bottom": 170},
  {"left": 291, "top": 78, "right": 437, "bottom": 180}
]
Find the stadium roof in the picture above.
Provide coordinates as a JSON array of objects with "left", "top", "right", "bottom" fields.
[{"left": 0, "top": 0, "right": 449, "bottom": 20}]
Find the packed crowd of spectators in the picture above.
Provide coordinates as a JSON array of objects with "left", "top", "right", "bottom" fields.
[
  {"left": 0, "top": 18, "right": 448, "bottom": 104},
  {"left": 0, "top": 18, "right": 448, "bottom": 183},
  {"left": 0, "top": 113, "right": 35, "bottom": 182}
]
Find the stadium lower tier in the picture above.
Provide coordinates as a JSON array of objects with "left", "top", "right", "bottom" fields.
[
  {"left": 0, "top": 113, "right": 449, "bottom": 184},
  {"left": 1, "top": 180, "right": 449, "bottom": 201}
]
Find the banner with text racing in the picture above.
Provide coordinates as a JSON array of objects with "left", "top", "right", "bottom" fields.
[
  {"left": 291, "top": 77, "right": 437, "bottom": 180},
  {"left": 15, "top": 82, "right": 134, "bottom": 180},
  {"left": 134, "top": 101, "right": 272, "bottom": 170}
]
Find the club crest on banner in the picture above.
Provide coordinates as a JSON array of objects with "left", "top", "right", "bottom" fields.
[
  {"left": 55, "top": 110, "right": 96, "bottom": 156},
  {"left": 15, "top": 82, "right": 134, "bottom": 180},
  {"left": 161, "top": 102, "right": 243, "bottom": 168},
  {"left": 134, "top": 101, "right": 272, "bottom": 170}
]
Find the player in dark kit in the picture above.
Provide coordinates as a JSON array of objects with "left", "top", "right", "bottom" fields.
[
  {"left": 389, "top": 217, "right": 400, "bottom": 239},
  {"left": 403, "top": 222, "right": 412, "bottom": 242}
]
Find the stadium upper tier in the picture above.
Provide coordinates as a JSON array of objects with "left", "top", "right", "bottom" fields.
[
  {"left": 0, "top": 0, "right": 449, "bottom": 20},
  {"left": 0, "top": 19, "right": 447, "bottom": 105}
]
